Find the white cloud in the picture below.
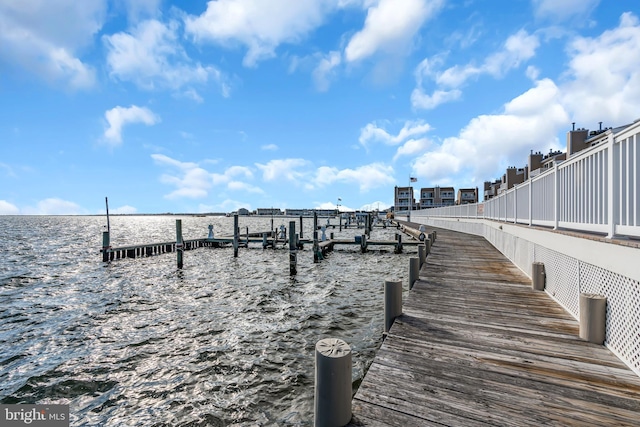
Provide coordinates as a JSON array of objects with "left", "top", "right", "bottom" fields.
[
  {"left": 152, "top": 154, "right": 257, "bottom": 199},
  {"left": 184, "top": 0, "right": 332, "bottom": 67},
  {"left": 359, "top": 120, "right": 431, "bottom": 146},
  {"left": 412, "top": 29, "right": 540, "bottom": 109},
  {"left": 104, "top": 105, "right": 160, "bottom": 145},
  {"left": 314, "top": 163, "right": 395, "bottom": 192},
  {"left": 0, "top": 200, "right": 19, "bottom": 215},
  {"left": 410, "top": 88, "right": 462, "bottom": 110},
  {"left": 344, "top": 0, "right": 444, "bottom": 62},
  {"left": 116, "top": 0, "right": 161, "bottom": 22},
  {"left": 413, "top": 78, "right": 569, "bottom": 183},
  {"left": 104, "top": 19, "right": 227, "bottom": 96},
  {"left": 23, "top": 198, "right": 87, "bottom": 215},
  {"left": 532, "top": 0, "right": 599, "bottom": 21},
  {"left": 227, "top": 181, "right": 264, "bottom": 193},
  {"left": 0, "top": 0, "right": 104, "bottom": 89},
  {"left": 561, "top": 12, "right": 640, "bottom": 126},
  {"left": 312, "top": 51, "right": 342, "bottom": 91},
  {"left": 393, "top": 138, "right": 431, "bottom": 161},
  {"left": 359, "top": 120, "right": 433, "bottom": 160},
  {"left": 255, "top": 159, "right": 311, "bottom": 182},
  {"left": 261, "top": 144, "right": 279, "bottom": 151}
]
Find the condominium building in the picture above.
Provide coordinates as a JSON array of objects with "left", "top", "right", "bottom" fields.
[
  {"left": 419, "top": 186, "right": 455, "bottom": 208},
  {"left": 394, "top": 186, "right": 415, "bottom": 212},
  {"left": 456, "top": 187, "right": 479, "bottom": 205}
]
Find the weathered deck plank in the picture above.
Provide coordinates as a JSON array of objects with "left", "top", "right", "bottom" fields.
[{"left": 349, "top": 227, "right": 640, "bottom": 426}]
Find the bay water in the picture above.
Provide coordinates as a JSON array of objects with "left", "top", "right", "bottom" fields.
[{"left": 0, "top": 215, "right": 412, "bottom": 426}]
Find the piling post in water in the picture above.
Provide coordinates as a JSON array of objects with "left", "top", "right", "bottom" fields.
[
  {"left": 409, "top": 257, "right": 419, "bottom": 289},
  {"left": 418, "top": 244, "right": 426, "bottom": 268},
  {"left": 384, "top": 279, "right": 403, "bottom": 333},
  {"left": 360, "top": 234, "right": 367, "bottom": 253},
  {"left": 314, "top": 338, "right": 352, "bottom": 427},
  {"left": 313, "top": 231, "right": 320, "bottom": 263},
  {"left": 300, "top": 216, "right": 304, "bottom": 239},
  {"left": 233, "top": 214, "right": 239, "bottom": 257},
  {"left": 579, "top": 294, "right": 607, "bottom": 344},
  {"left": 102, "top": 231, "right": 110, "bottom": 262},
  {"left": 176, "top": 219, "right": 184, "bottom": 269},
  {"left": 262, "top": 232, "right": 268, "bottom": 249},
  {"left": 339, "top": 214, "right": 342, "bottom": 232},
  {"left": 289, "top": 221, "right": 297, "bottom": 275},
  {"left": 395, "top": 234, "right": 403, "bottom": 254},
  {"left": 314, "top": 210, "right": 318, "bottom": 233}
]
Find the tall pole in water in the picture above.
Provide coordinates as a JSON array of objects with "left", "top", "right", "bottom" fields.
[
  {"left": 105, "top": 197, "right": 110, "bottom": 234},
  {"left": 102, "top": 197, "right": 111, "bottom": 262}
]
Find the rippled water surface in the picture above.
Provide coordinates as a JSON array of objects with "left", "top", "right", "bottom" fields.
[{"left": 0, "top": 215, "right": 413, "bottom": 426}]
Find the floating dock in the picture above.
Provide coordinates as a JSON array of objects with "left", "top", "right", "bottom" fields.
[{"left": 349, "top": 226, "right": 640, "bottom": 425}]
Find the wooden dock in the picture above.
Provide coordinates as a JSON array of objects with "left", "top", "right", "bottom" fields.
[{"left": 349, "top": 227, "right": 640, "bottom": 426}]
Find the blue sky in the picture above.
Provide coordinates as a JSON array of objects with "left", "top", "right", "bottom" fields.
[{"left": 1, "top": 0, "right": 639, "bottom": 214}]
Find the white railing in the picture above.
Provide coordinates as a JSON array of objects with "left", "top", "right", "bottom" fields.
[{"left": 415, "top": 122, "right": 640, "bottom": 239}]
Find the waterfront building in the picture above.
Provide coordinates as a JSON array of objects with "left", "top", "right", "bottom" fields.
[
  {"left": 394, "top": 186, "right": 415, "bottom": 213},
  {"left": 456, "top": 187, "right": 479, "bottom": 205},
  {"left": 419, "top": 186, "right": 455, "bottom": 209},
  {"left": 256, "top": 208, "right": 283, "bottom": 216}
]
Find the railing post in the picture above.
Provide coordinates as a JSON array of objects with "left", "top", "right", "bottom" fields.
[
  {"left": 607, "top": 133, "right": 616, "bottom": 238},
  {"left": 513, "top": 185, "right": 518, "bottom": 224},
  {"left": 528, "top": 180, "right": 533, "bottom": 226},
  {"left": 554, "top": 163, "right": 560, "bottom": 230}
]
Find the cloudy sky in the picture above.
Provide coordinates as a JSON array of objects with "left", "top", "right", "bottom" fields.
[{"left": 1, "top": 0, "right": 639, "bottom": 214}]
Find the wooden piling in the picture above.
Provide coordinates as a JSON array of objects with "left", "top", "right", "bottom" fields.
[
  {"left": 314, "top": 338, "right": 352, "bottom": 427},
  {"left": 289, "top": 221, "right": 297, "bottom": 275},
  {"left": 313, "top": 231, "right": 320, "bottom": 263},
  {"left": 394, "top": 234, "right": 403, "bottom": 254},
  {"left": 176, "top": 219, "right": 183, "bottom": 269},
  {"left": 300, "top": 216, "right": 304, "bottom": 239},
  {"left": 233, "top": 214, "right": 239, "bottom": 257},
  {"left": 409, "top": 257, "right": 419, "bottom": 289},
  {"left": 418, "top": 244, "right": 426, "bottom": 268},
  {"left": 384, "top": 279, "right": 403, "bottom": 333},
  {"left": 102, "top": 231, "right": 110, "bottom": 262}
]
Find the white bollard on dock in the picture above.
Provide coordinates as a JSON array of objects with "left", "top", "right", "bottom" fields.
[
  {"left": 384, "top": 279, "right": 403, "bottom": 333},
  {"left": 314, "top": 338, "right": 352, "bottom": 427},
  {"left": 579, "top": 293, "right": 607, "bottom": 345}
]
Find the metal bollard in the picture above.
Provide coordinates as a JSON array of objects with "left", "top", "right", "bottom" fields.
[{"left": 314, "top": 338, "right": 352, "bottom": 427}]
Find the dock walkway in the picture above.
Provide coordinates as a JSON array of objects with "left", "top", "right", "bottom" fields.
[{"left": 349, "top": 227, "right": 640, "bottom": 426}]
